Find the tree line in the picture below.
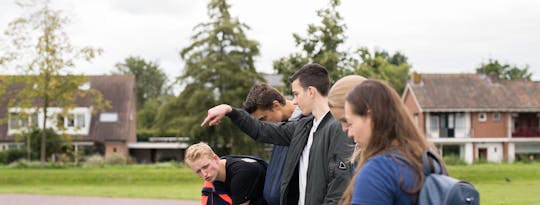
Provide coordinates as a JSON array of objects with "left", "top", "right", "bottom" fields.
[{"left": 0, "top": 0, "right": 533, "bottom": 159}]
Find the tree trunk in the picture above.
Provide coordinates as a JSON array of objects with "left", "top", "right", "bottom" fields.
[{"left": 40, "top": 101, "right": 48, "bottom": 167}]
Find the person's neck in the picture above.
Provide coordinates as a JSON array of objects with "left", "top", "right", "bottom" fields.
[
  {"left": 311, "top": 97, "right": 329, "bottom": 121},
  {"left": 216, "top": 159, "right": 227, "bottom": 182},
  {"left": 284, "top": 100, "right": 296, "bottom": 119}
]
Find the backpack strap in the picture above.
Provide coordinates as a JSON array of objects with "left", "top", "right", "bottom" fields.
[{"left": 422, "top": 150, "right": 447, "bottom": 176}]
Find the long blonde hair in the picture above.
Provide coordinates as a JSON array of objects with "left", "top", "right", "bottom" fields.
[{"left": 339, "top": 80, "right": 439, "bottom": 204}]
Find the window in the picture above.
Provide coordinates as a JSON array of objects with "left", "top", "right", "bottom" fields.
[
  {"left": 9, "top": 112, "right": 38, "bottom": 131},
  {"left": 76, "top": 114, "right": 86, "bottom": 128},
  {"left": 57, "top": 115, "right": 65, "bottom": 128},
  {"left": 67, "top": 114, "right": 75, "bottom": 128},
  {"left": 9, "top": 113, "right": 21, "bottom": 130},
  {"left": 100, "top": 113, "right": 118, "bottom": 122},
  {"left": 478, "top": 113, "right": 487, "bottom": 122},
  {"left": 430, "top": 114, "right": 439, "bottom": 133},
  {"left": 493, "top": 112, "right": 501, "bottom": 121}
]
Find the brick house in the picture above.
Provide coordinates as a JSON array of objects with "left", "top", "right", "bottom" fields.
[
  {"left": 402, "top": 73, "right": 540, "bottom": 163},
  {"left": 0, "top": 75, "right": 137, "bottom": 158}
]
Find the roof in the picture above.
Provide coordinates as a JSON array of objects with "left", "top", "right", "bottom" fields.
[{"left": 406, "top": 73, "right": 540, "bottom": 112}]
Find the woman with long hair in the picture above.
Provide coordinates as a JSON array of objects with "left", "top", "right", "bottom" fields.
[{"left": 339, "top": 80, "right": 442, "bottom": 205}]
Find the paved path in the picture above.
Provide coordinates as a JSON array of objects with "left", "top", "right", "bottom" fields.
[{"left": 0, "top": 194, "right": 199, "bottom": 205}]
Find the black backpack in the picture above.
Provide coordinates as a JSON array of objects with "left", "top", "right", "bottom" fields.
[
  {"left": 417, "top": 151, "right": 480, "bottom": 205},
  {"left": 201, "top": 155, "right": 268, "bottom": 205}
]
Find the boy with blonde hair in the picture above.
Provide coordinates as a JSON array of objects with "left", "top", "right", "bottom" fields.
[{"left": 185, "top": 142, "right": 268, "bottom": 205}]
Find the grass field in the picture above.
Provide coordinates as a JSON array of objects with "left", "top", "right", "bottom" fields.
[{"left": 0, "top": 163, "right": 539, "bottom": 204}]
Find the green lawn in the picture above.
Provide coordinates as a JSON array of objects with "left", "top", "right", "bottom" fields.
[{"left": 0, "top": 163, "right": 539, "bottom": 204}]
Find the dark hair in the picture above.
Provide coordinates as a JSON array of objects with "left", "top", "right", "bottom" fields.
[
  {"left": 340, "top": 80, "right": 438, "bottom": 204},
  {"left": 288, "top": 63, "right": 330, "bottom": 96},
  {"left": 242, "top": 83, "right": 286, "bottom": 114}
]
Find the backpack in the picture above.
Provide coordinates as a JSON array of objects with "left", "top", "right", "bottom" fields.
[
  {"left": 418, "top": 151, "right": 480, "bottom": 205},
  {"left": 201, "top": 155, "right": 268, "bottom": 205}
]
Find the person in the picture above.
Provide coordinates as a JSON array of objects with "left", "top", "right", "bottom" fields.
[
  {"left": 202, "top": 63, "right": 354, "bottom": 205},
  {"left": 242, "top": 83, "right": 302, "bottom": 205},
  {"left": 339, "top": 80, "right": 441, "bottom": 205},
  {"left": 185, "top": 142, "right": 268, "bottom": 205},
  {"left": 328, "top": 75, "right": 366, "bottom": 166}
]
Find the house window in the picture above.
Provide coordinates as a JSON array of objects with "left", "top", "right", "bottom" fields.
[
  {"left": 57, "top": 113, "right": 87, "bottom": 129},
  {"left": 9, "top": 112, "right": 38, "bottom": 130},
  {"left": 76, "top": 114, "right": 86, "bottom": 128},
  {"left": 430, "top": 114, "right": 439, "bottom": 133},
  {"left": 493, "top": 112, "right": 501, "bottom": 121},
  {"left": 478, "top": 113, "right": 487, "bottom": 122},
  {"left": 67, "top": 114, "right": 75, "bottom": 128},
  {"left": 100, "top": 113, "right": 118, "bottom": 122}
]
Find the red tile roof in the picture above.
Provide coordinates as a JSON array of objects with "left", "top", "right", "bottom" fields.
[{"left": 406, "top": 73, "right": 540, "bottom": 111}]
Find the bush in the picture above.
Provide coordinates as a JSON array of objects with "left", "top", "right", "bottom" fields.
[
  {"left": 0, "top": 149, "right": 27, "bottom": 164},
  {"left": 83, "top": 154, "right": 105, "bottom": 168},
  {"left": 443, "top": 155, "right": 468, "bottom": 166},
  {"left": 105, "top": 154, "right": 127, "bottom": 166},
  {"left": 8, "top": 159, "right": 41, "bottom": 168}
]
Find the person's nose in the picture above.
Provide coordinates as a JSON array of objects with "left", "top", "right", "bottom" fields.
[
  {"left": 347, "top": 130, "right": 354, "bottom": 139},
  {"left": 292, "top": 98, "right": 298, "bottom": 105}
]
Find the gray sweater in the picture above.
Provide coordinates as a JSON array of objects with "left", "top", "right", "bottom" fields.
[{"left": 227, "top": 108, "right": 354, "bottom": 205}]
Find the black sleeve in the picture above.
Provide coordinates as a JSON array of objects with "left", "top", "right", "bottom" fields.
[
  {"left": 227, "top": 108, "right": 297, "bottom": 146},
  {"left": 227, "top": 159, "right": 266, "bottom": 205}
]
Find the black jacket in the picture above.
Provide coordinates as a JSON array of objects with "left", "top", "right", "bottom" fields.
[{"left": 227, "top": 108, "right": 354, "bottom": 205}]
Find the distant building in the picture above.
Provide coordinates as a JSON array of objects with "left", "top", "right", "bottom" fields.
[
  {"left": 403, "top": 73, "right": 540, "bottom": 163},
  {"left": 0, "top": 75, "right": 137, "bottom": 158}
]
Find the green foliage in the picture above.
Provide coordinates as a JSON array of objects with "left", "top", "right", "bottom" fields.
[
  {"left": 104, "top": 154, "right": 128, "bottom": 166},
  {"left": 23, "top": 128, "right": 64, "bottom": 160},
  {"left": 443, "top": 155, "right": 467, "bottom": 166},
  {"left": 82, "top": 154, "right": 104, "bottom": 168},
  {"left": 114, "top": 56, "right": 169, "bottom": 107},
  {"left": 0, "top": 149, "right": 26, "bottom": 164},
  {"left": 0, "top": 0, "right": 108, "bottom": 166},
  {"left": 355, "top": 48, "right": 411, "bottom": 94},
  {"left": 273, "top": 0, "right": 352, "bottom": 92},
  {"left": 476, "top": 58, "right": 532, "bottom": 81},
  {"left": 155, "top": 0, "right": 265, "bottom": 155}
]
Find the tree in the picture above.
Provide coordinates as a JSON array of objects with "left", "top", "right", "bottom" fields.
[
  {"left": 114, "top": 56, "right": 169, "bottom": 107},
  {"left": 155, "top": 0, "right": 265, "bottom": 155},
  {"left": 0, "top": 0, "right": 107, "bottom": 166},
  {"left": 273, "top": 0, "right": 353, "bottom": 92},
  {"left": 476, "top": 59, "right": 532, "bottom": 81},
  {"left": 355, "top": 48, "right": 411, "bottom": 94}
]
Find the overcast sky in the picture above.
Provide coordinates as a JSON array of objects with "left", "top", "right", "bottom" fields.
[{"left": 1, "top": 0, "right": 540, "bottom": 83}]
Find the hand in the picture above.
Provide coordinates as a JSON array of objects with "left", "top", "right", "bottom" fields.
[{"left": 201, "top": 104, "right": 233, "bottom": 127}]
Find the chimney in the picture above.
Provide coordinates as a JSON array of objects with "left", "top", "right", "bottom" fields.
[{"left": 412, "top": 71, "right": 422, "bottom": 85}]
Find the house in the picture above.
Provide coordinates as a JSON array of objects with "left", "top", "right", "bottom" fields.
[
  {"left": 0, "top": 75, "right": 137, "bottom": 158},
  {"left": 402, "top": 73, "right": 540, "bottom": 163}
]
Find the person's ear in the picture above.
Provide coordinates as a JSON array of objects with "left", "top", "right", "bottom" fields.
[{"left": 272, "top": 100, "right": 282, "bottom": 110}]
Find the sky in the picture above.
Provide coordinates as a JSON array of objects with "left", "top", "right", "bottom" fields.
[{"left": 1, "top": 0, "right": 540, "bottom": 84}]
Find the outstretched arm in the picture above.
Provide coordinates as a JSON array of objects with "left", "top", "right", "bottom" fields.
[{"left": 201, "top": 104, "right": 233, "bottom": 127}]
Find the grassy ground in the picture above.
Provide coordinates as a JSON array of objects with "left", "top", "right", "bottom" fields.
[{"left": 0, "top": 163, "right": 539, "bottom": 204}]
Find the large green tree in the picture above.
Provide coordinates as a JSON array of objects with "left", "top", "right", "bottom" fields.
[
  {"left": 355, "top": 48, "right": 411, "bottom": 94},
  {"left": 0, "top": 0, "right": 107, "bottom": 166},
  {"left": 476, "top": 59, "right": 532, "bottom": 81},
  {"left": 114, "top": 56, "right": 168, "bottom": 107},
  {"left": 155, "top": 0, "right": 265, "bottom": 155},
  {"left": 273, "top": 0, "right": 353, "bottom": 92}
]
